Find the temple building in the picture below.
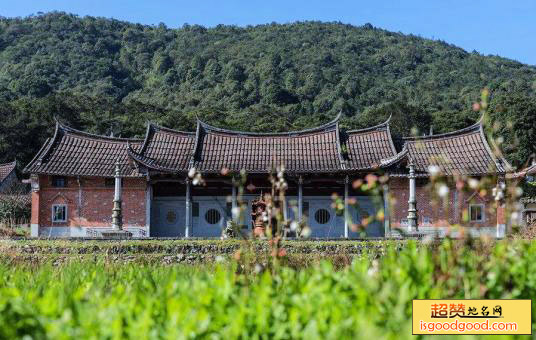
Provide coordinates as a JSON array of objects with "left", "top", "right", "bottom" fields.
[{"left": 24, "top": 114, "right": 512, "bottom": 238}]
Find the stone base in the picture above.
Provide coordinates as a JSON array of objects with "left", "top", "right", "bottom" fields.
[{"left": 99, "top": 230, "right": 133, "bottom": 239}]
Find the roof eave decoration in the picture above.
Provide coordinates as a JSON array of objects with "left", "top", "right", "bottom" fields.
[
  {"left": 334, "top": 112, "right": 346, "bottom": 170},
  {"left": 197, "top": 112, "right": 341, "bottom": 137},
  {"left": 127, "top": 143, "right": 180, "bottom": 174},
  {"left": 380, "top": 146, "right": 409, "bottom": 168},
  {"left": 478, "top": 123, "right": 513, "bottom": 174},
  {"left": 346, "top": 114, "right": 392, "bottom": 134}
]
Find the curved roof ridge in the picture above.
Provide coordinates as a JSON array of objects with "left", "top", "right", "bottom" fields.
[
  {"left": 197, "top": 112, "right": 341, "bottom": 137},
  {"left": 402, "top": 120, "right": 481, "bottom": 141},
  {"left": 346, "top": 114, "right": 392, "bottom": 133},
  {"left": 147, "top": 122, "right": 196, "bottom": 135},
  {"left": 478, "top": 123, "right": 513, "bottom": 174},
  {"left": 23, "top": 138, "right": 50, "bottom": 173},
  {"left": 334, "top": 120, "right": 346, "bottom": 170},
  {"left": 36, "top": 121, "right": 62, "bottom": 166},
  {"left": 380, "top": 146, "right": 408, "bottom": 168},
  {"left": 57, "top": 121, "right": 144, "bottom": 143},
  {"left": 127, "top": 143, "right": 179, "bottom": 173}
]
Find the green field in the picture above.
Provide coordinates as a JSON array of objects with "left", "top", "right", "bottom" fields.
[{"left": 0, "top": 239, "right": 534, "bottom": 339}]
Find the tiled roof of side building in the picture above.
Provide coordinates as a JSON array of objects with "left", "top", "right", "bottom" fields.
[
  {"left": 343, "top": 116, "right": 397, "bottom": 170},
  {"left": 24, "top": 122, "right": 144, "bottom": 177},
  {"left": 381, "top": 119, "right": 513, "bottom": 176},
  {"left": 0, "top": 160, "right": 17, "bottom": 182}
]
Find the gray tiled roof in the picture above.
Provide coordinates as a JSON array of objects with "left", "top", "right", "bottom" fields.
[
  {"left": 191, "top": 117, "right": 345, "bottom": 173},
  {"left": 0, "top": 161, "right": 16, "bottom": 182},
  {"left": 343, "top": 119, "right": 397, "bottom": 170},
  {"left": 381, "top": 120, "right": 512, "bottom": 176},
  {"left": 128, "top": 124, "right": 195, "bottom": 172},
  {"left": 24, "top": 123, "right": 144, "bottom": 177},
  {"left": 25, "top": 115, "right": 509, "bottom": 178}
]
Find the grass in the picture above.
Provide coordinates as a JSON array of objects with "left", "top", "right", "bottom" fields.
[{"left": 0, "top": 238, "right": 534, "bottom": 338}]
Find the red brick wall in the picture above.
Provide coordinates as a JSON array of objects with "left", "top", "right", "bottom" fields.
[
  {"left": 388, "top": 177, "right": 497, "bottom": 229},
  {"left": 36, "top": 175, "right": 147, "bottom": 228}
]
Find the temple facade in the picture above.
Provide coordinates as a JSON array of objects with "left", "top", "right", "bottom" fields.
[{"left": 24, "top": 114, "right": 512, "bottom": 238}]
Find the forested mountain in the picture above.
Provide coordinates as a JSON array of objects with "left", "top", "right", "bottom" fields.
[{"left": 0, "top": 12, "right": 535, "bottom": 169}]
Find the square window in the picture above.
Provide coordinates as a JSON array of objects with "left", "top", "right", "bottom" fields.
[
  {"left": 469, "top": 204, "right": 484, "bottom": 222},
  {"left": 52, "top": 205, "right": 67, "bottom": 222},
  {"left": 422, "top": 217, "right": 432, "bottom": 225},
  {"left": 51, "top": 176, "right": 67, "bottom": 188}
]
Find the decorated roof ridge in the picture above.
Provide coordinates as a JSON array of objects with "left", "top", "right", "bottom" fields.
[
  {"left": 55, "top": 120, "right": 144, "bottom": 143},
  {"left": 479, "top": 123, "right": 514, "bottom": 173},
  {"left": 379, "top": 146, "right": 409, "bottom": 168},
  {"left": 346, "top": 114, "right": 392, "bottom": 133},
  {"left": 402, "top": 115, "right": 483, "bottom": 141},
  {"left": 23, "top": 138, "right": 50, "bottom": 173},
  {"left": 127, "top": 143, "right": 180, "bottom": 173},
  {"left": 146, "top": 122, "right": 196, "bottom": 135},
  {"left": 190, "top": 120, "right": 202, "bottom": 169},
  {"left": 196, "top": 111, "right": 342, "bottom": 137},
  {"left": 334, "top": 119, "right": 346, "bottom": 170}
]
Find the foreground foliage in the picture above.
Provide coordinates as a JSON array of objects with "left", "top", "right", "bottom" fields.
[{"left": 0, "top": 239, "right": 534, "bottom": 339}]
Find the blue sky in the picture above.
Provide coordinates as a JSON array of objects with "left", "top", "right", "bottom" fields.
[{"left": 3, "top": 0, "right": 536, "bottom": 65}]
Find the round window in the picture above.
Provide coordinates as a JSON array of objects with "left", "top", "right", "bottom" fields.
[
  {"left": 314, "top": 209, "right": 331, "bottom": 224},
  {"left": 205, "top": 209, "right": 222, "bottom": 225}
]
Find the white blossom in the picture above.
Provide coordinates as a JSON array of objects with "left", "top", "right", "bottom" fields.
[
  {"left": 438, "top": 184, "right": 449, "bottom": 197},
  {"left": 468, "top": 178, "right": 479, "bottom": 189},
  {"left": 231, "top": 206, "right": 240, "bottom": 219},
  {"left": 188, "top": 168, "right": 196, "bottom": 178},
  {"left": 427, "top": 165, "right": 440, "bottom": 176},
  {"left": 301, "top": 227, "right": 311, "bottom": 238}
]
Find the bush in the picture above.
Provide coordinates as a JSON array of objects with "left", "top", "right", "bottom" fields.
[
  {"left": 0, "top": 194, "right": 30, "bottom": 228},
  {"left": 0, "top": 239, "right": 534, "bottom": 338}
]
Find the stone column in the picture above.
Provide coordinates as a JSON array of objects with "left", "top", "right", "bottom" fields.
[
  {"left": 145, "top": 180, "right": 152, "bottom": 237},
  {"left": 407, "top": 163, "right": 418, "bottom": 232},
  {"left": 298, "top": 175, "right": 303, "bottom": 222},
  {"left": 495, "top": 176, "right": 506, "bottom": 238},
  {"left": 344, "top": 175, "right": 349, "bottom": 239},
  {"left": 111, "top": 161, "right": 123, "bottom": 230},
  {"left": 185, "top": 178, "right": 191, "bottom": 238},
  {"left": 231, "top": 176, "right": 238, "bottom": 223}
]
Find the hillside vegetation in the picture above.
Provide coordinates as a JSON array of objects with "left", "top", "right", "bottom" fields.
[{"left": 0, "top": 12, "right": 535, "bottom": 168}]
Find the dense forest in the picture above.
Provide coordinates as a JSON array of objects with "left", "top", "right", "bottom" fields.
[{"left": 0, "top": 12, "right": 535, "bottom": 170}]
